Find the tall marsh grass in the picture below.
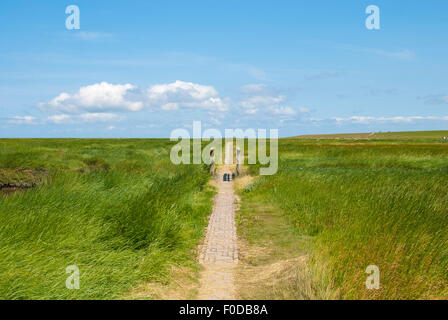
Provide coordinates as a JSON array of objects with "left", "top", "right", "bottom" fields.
[
  {"left": 246, "top": 139, "right": 448, "bottom": 299},
  {"left": 0, "top": 139, "right": 213, "bottom": 299}
]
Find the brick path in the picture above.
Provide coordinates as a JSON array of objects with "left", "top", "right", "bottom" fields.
[{"left": 197, "top": 149, "right": 238, "bottom": 299}]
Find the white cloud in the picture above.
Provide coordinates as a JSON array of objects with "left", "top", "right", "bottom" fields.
[
  {"left": 237, "top": 84, "right": 309, "bottom": 118},
  {"left": 161, "top": 103, "right": 179, "bottom": 111},
  {"left": 270, "top": 106, "right": 297, "bottom": 115},
  {"left": 244, "top": 108, "right": 258, "bottom": 115},
  {"left": 48, "top": 114, "right": 71, "bottom": 124},
  {"left": 246, "top": 95, "right": 286, "bottom": 105},
  {"left": 46, "top": 113, "right": 119, "bottom": 124},
  {"left": 6, "top": 112, "right": 120, "bottom": 126},
  {"left": 8, "top": 116, "right": 36, "bottom": 124},
  {"left": 39, "top": 80, "right": 229, "bottom": 116},
  {"left": 240, "top": 95, "right": 286, "bottom": 114},
  {"left": 148, "top": 80, "right": 217, "bottom": 101},
  {"left": 147, "top": 80, "right": 228, "bottom": 112},
  {"left": 334, "top": 115, "right": 448, "bottom": 124},
  {"left": 239, "top": 94, "right": 309, "bottom": 118},
  {"left": 39, "top": 82, "right": 143, "bottom": 114},
  {"left": 184, "top": 97, "right": 228, "bottom": 111},
  {"left": 80, "top": 113, "right": 119, "bottom": 122}
]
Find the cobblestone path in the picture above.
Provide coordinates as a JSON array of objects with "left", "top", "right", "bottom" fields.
[{"left": 197, "top": 145, "right": 238, "bottom": 300}]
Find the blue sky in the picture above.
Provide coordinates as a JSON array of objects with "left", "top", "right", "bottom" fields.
[{"left": 1, "top": 0, "right": 448, "bottom": 138}]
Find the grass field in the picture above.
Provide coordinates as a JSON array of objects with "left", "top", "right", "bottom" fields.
[
  {"left": 292, "top": 130, "right": 448, "bottom": 141},
  {"left": 0, "top": 139, "right": 214, "bottom": 299},
  {"left": 238, "top": 132, "right": 448, "bottom": 299},
  {"left": 1, "top": 133, "right": 447, "bottom": 300}
]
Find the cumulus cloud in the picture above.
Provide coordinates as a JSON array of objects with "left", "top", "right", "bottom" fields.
[
  {"left": 36, "top": 81, "right": 314, "bottom": 128},
  {"left": 39, "top": 80, "right": 228, "bottom": 116},
  {"left": 147, "top": 80, "right": 228, "bottom": 112},
  {"left": 148, "top": 80, "right": 217, "bottom": 101},
  {"left": 39, "top": 82, "right": 143, "bottom": 114}
]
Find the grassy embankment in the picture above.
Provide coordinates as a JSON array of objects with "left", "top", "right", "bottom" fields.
[
  {"left": 236, "top": 132, "right": 448, "bottom": 299},
  {"left": 0, "top": 139, "right": 214, "bottom": 299}
]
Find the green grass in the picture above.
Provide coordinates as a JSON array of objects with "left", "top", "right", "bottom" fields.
[
  {"left": 291, "top": 130, "right": 448, "bottom": 142},
  {"left": 0, "top": 139, "right": 214, "bottom": 299},
  {"left": 373, "top": 130, "right": 448, "bottom": 140},
  {"left": 2, "top": 135, "right": 447, "bottom": 300},
  {"left": 242, "top": 137, "right": 448, "bottom": 299},
  {"left": 235, "top": 198, "right": 322, "bottom": 300}
]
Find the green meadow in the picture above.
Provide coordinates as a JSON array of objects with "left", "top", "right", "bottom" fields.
[
  {"left": 0, "top": 139, "right": 214, "bottom": 299},
  {"left": 240, "top": 132, "right": 448, "bottom": 299},
  {"left": 1, "top": 132, "right": 447, "bottom": 300}
]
